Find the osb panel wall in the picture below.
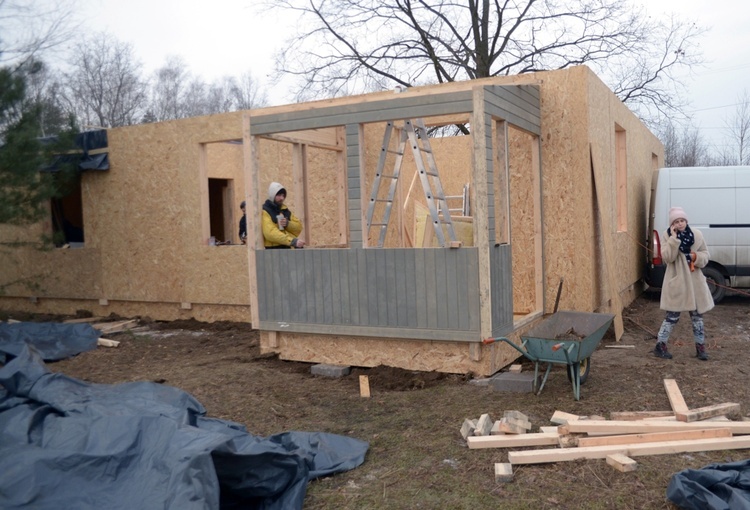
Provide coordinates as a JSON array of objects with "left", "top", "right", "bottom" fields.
[
  {"left": 1, "top": 247, "right": 102, "bottom": 299},
  {"left": 0, "top": 297, "right": 250, "bottom": 322},
  {"left": 508, "top": 127, "right": 537, "bottom": 314},
  {"left": 260, "top": 329, "right": 521, "bottom": 376},
  {"left": 306, "top": 146, "right": 344, "bottom": 246},
  {"left": 585, "top": 69, "right": 663, "bottom": 311},
  {"left": 94, "top": 113, "right": 252, "bottom": 309}
]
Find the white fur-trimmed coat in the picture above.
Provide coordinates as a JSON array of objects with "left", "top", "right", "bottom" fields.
[{"left": 659, "top": 227, "right": 715, "bottom": 314}]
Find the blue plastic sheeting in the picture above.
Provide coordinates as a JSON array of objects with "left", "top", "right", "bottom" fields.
[
  {"left": 0, "top": 322, "right": 99, "bottom": 362},
  {"left": 667, "top": 459, "right": 750, "bottom": 510},
  {"left": 0, "top": 345, "right": 368, "bottom": 509}
]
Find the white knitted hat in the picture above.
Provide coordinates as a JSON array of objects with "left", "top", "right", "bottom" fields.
[{"left": 669, "top": 206, "right": 688, "bottom": 225}]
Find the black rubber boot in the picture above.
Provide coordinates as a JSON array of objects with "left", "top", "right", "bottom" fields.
[
  {"left": 696, "top": 343, "right": 709, "bottom": 361},
  {"left": 653, "top": 342, "right": 673, "bottom": 359}
]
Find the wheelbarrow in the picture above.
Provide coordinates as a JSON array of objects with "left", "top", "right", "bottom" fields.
[{"left": 485, "top": 311, "right": 615, "bottom": 400}]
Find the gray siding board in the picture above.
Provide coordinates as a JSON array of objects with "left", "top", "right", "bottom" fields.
[
  {"left": 490, "top": 244, "right": 514, "bottom": 336},
  {"left": 255, "top": 248, "right": 481, "bottom": 340},
  {"left": 415, "top": 249, "right": 427, "bottom": 329},
  {"left": 259, "top": 321, "right": 479, "bottom": 342},
  {"left": 250, "top": 93, "right": 473, "bottom": 135},
  {"left": 467, "top": 251, "right": 481, "bottom": 331},
  {"left": 404, "top": 250, "right": 417, "bottom": 327},
  {"left": 489, "top": 86, "right": 541, "bottom": 118}
]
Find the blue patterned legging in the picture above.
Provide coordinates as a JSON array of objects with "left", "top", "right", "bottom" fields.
[{"left": 657, "top": 311, "right": 704, "bottom": 345}]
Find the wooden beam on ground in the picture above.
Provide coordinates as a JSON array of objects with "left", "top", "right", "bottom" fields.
[
  {"left": 94, "top": 319, "right": 138, "bottom": 335},
  {"left": 606, "top": 454, "right": 637, "bottom": 472},
  {"left": 610, "top": 411, "right": 674, "bottom": 421},
  {"left": 467, "top": 432, "right": 559, "bottom": 449},
  {"left": 576, "top": 428, "right": 732, "bottom": 447},
  {"left": 508, "top": 436, "right": 750, "bottom": 465},
  {"left": 663, "top": 379, "right": 689, "bottom": 414},
  {"left": 676, "top": 403, "right": 741, "bottom": 423},
  {"left": 565, "top": 420, "right": 750, "bottom": 435},
  {"left": 551, "top": 411, "right": 580, "bottom": 425},
  {"left": 494, "top": 463, "right": 514, "bottom": 482},
  {"left": 97, "top": 338, "right": 120, "bottom": 348},
  {"left": 359, "top": 375, "right": 370, "bottom": 398},
  {"left": 63, "top": 317, "right": 104, "bottom": 324}
]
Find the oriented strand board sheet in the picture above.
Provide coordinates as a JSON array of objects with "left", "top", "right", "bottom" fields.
[{"left": 260, "top": 330, "right": 519, "bottom": 376}]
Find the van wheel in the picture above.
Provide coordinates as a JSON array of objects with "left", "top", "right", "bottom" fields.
[{"left": 702, "top": 266, "right": 726, "bottom": 304}]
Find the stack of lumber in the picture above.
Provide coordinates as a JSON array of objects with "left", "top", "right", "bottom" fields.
[
  {"left": 464, "top": 379, "right": 749, "bottom": 480},
  {"left": 62, "top": 317, "right": 139, "bottom": 348}
]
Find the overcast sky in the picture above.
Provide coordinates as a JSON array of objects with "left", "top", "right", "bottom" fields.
[{"left": 61, "top": 0, "right": 750, "bottom": 153}]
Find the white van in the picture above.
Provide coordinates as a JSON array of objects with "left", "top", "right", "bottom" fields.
[{"left": 645, "top": 166, "right": 750, "bottom": 303}]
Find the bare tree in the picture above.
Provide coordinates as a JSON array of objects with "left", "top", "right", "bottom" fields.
[
  {"left": 148, "top": 56, "right": 192, "bottom": 122},
  {"left": 658, "top": 120, "right": 709, "bottom": 167},
  {"left": 270, "top": 0, "right": 704, "bottom": 121},
  {"left": 63, "top": 33, "right": 147, "bottom": 128},
  {"left": 724, "top": 89, "right": 750, "bottom": 165},
  {"left": 0, "top": 0, "right": 79, "bottom": 65},
  {"left": 228, "top": 71, "right": 269, "bottom": 110}
]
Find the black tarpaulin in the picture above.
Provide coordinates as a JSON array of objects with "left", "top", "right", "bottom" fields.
[
  {"left": 0, "top": 322, "right": 99, "bottom": 362},
  {"left": 667, "top": 459, "right": 750, "bottom": 510},
  {"left": 0, "top": 345, "right": 368, "bottom": 510},
  {"left": 40, "top": 129, "right": 109, "bottom": 172}
]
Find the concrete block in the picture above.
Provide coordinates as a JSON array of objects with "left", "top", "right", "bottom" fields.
[
  {"left": 311, "top": 364, "right": 351, "bottom": 378},
  {"left": 490, "top": 372, "right": 537, "bottom": 393}
]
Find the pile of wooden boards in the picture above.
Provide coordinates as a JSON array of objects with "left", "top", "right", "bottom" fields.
[
  {"left": 463, "top": 379, "right": 749, "bottom": 482},
  {"left": 62, "top": 317, "right": 139, "bottom": 348}
]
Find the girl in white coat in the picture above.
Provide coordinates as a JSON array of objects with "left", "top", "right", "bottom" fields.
[{"left": 654, "top": 207, "right": 714, "bottom": 360}]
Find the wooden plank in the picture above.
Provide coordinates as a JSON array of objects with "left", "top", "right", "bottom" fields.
[
  {"left": 565, "top": 419, "right": 750, "bottom": 435},
  {"left": 467, "top": 432, "right": 560, "bottom": 449},
  {"left": 610, "top": 411, "right": 674, "bottom": 421},
  {"left": 606, "top": 454, "right": 637, "bottom": 472},
  {"left": 475, "top": 414, "right": 493, "bottom": 436},
  {"left": 97, "top": 338, "right": 120, "bottom": 348},
  {"left": 577, "top": 428, "right": 732, "bottom": 447},
  {"left": 63, "top": 316, "right": 104, "bottom": 324},
  {"left": 460, "top": 418, "right": 478, "bottom": 440},
  {"left": 494, "top": 463, "right": 514, "bottom": 482},
  {"left": 508, "top": 364, "right": 522, "bottom": 373},
  {"left": 663, "top": 379, "right": 689, "bottom": 414},
  {"left": 244, "top": 120, "right": 260, "bottom": 328},
  {"left": 95, "top": 319, "right": 138, "bottom": 335},
  {"left": 359, "top": 375, "right": 370, "bottom": 398},
  {"left": 257, "top": 321, "right": 478, "bottom": 341},
  {"left": 676, "top": 403, "right": 741, "bottom": 423},
  {"left": 551, "top": 411, "right": 580, "bottom": 425},
  {"left": 590, "top": 145, "right": 624, "bottom": 340},
  {"left": 508, "top": 436, "right": 750, "bottom": 465}
]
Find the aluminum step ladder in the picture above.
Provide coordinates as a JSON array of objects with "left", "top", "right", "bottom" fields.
[{"left": 365, "top": 118, "right": 457, "bottom": 247}]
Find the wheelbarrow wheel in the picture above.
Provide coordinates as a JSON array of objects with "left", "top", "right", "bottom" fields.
[{"left": 567, "top": 357, "right": 591, "bottom": 385}]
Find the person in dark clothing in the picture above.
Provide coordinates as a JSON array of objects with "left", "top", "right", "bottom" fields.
[{"left": 239, "top": 201, "right": 247, "bottom": 244}]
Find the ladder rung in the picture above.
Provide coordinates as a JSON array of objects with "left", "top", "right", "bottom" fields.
[
  {"left": 369, "top": 222, "right": 388, "bottom": 227},
  {"left": 421, "top": 171, "right": 439, "bottom": 177},
  {"left": 380, "top": 174, "right": 398, "bottom": 179},
  {"left": 385, "top": 149, "right": 404, "bottom": 155},
  {"left": 373, "top": 198, "right": 392, "bottom": 203}
]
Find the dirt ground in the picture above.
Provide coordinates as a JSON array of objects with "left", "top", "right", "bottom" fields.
[{"left": 5, "top": 290, "right": 750, "bottom": 509}]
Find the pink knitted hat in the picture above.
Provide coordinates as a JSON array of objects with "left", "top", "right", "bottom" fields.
[{"left": 669, "top": 207, "right": 688, "bottom": 225}]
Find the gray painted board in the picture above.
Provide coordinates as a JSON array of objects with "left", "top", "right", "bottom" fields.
[{"left": 256, "top": 248, "right": 481, "bottom": 340}]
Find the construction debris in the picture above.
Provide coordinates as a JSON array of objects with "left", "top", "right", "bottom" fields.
[
  {"left": 469, "top": 379, "right": 750, "bottom": 475},
  {"left": 96, "top": 338, "right": 120, "bottom": 348},
  {"left": 494, "top": 463, "right": 514, "bottom": 482}
]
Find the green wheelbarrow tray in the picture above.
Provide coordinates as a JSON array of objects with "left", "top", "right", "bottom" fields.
[{"left": 487, "top": 311, "right": 615, "bottom": 400}]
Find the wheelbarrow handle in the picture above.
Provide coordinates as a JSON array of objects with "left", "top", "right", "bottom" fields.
[{"left": 482, "top": 336, "right": 537, "bottom": 362}]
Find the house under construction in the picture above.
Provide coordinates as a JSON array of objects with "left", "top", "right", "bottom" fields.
[{"left": 0, "top": 66, "right": 663, "bottom": 376}]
